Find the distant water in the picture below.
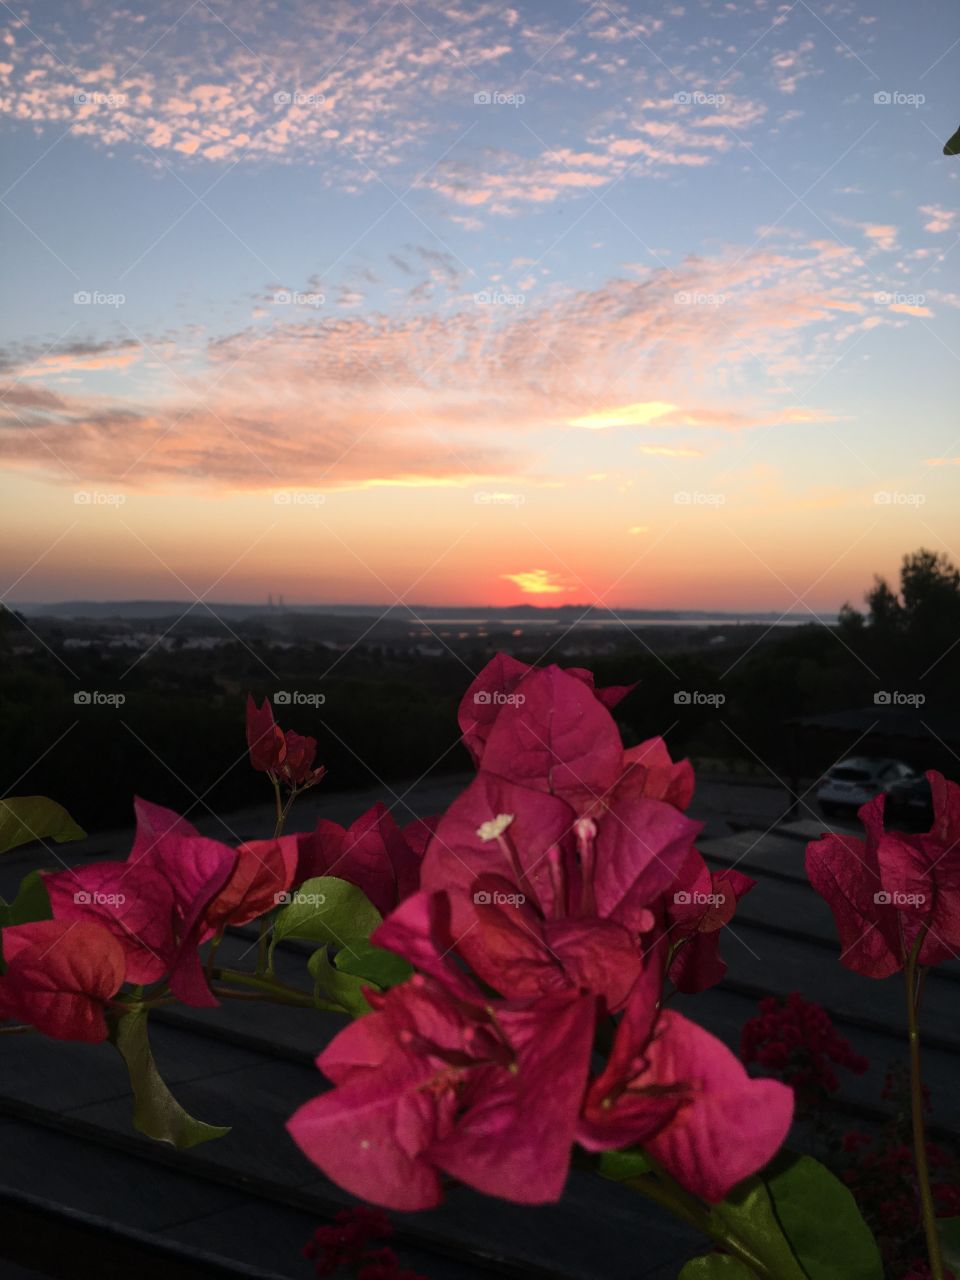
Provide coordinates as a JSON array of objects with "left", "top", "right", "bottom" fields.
[{"left": 417, "top": 616, "right": 824, "bottom": 628}]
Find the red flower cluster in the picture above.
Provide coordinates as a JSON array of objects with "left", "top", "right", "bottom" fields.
[
  {"left": 296, "top": 802, "right": 423, "bottom": 917},
  {"left": 0, "top": 777, "right": 424, "bottom": 1042},
  {"left": 740, "top": 992, "right": 868, "bottom": 1105},
  {"left": 0, "top": 798, "right": 308, "bottom": 1038},
  {"left": 827, "top": 1065, "right": 958, "bottom": 1279},
  {"left": 246, "top": 695, "right": 326, "bottom": 789},
  {"left": 303, "top": 1208, "right": 427, "bottom": 1280},
  {"left": 838, "top": 1126, "right": 960, "bottom": 1279},
  {"left": 288, "top": 657, "right": 792, "bottom": 1211}
]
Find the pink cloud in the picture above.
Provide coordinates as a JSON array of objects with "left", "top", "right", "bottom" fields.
[
  {"left": 919, "top": 204, "right": 955, "bottom": 234},
  {"left": 0, "top": 239, "right": 875, "bottom": 491}
]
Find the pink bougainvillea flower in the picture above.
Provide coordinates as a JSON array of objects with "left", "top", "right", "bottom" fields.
[
  {"left": 279, "top": 729, "right": 325, "bottom": 788},
  {"left": 202, "top": 834, "right": 300, "bottom": 932},
  {"left": 44, "top": 859, "right": 178, "bottom": 987},
  {"left": 457, "top": 654, "right": 632, "bottom": 768},
  {"left": 400, "top": 814, "right": 440, "bottom": 859},
  {"left": 412, "top": 767, "right": 698, "bottom": 1011},
  {"left": 593, "top": 736, "right": 696, "bottom": 815},
  {"left": 128, "top": 799, "right": 238, "bottom": 1005},
  {"left": 47, "top": 800, "right": 298, "bottom": 1002},
  {"left": 246, "top": 694, "right": 287, "bottom": 773},
  {"left": 372, "top": 890, "right": 479, "bottom": 1003},
  {"left": 385, "top": 765, "right": 697, "bottom": 1013},
  {"left": 664, "top": 851, "right": 755, "bottom": 993},
  {"left": 580, "top": 970, "right": 793, "bottom": 1202},
  {"left": 287, "top": 973, "right": 595, "bottom": 1210},
  {"left": 419, "top": 771, "right": 700, "bottom": 940},
  {"left": 478, "top": 664, "right": 626, "bottom": 810},
  {"left": 806, "top": 794, "right": 909, "bottom": 978},
  {"left": 875, "top": 771, "right": 960, "bottom": 966},
  {"left": 45, "top": 796, "right": 231, "bottom": 998},
  {"left": 246, "top": 695, "right": 326, "bottom": 788},
  {"left": 0, "top": 919, "right": 126, "bottom": 1042},
  {"left": 457, "top": 657, "right": 692, "bottom": 816},
  {"left": 295, "top": 802, "right": 421, "bottom": 915},
  {"left": 377, "top": 878, "right": 644, "bottom": 1013}
]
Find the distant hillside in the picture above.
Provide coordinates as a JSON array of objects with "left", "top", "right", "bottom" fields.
[{"left": 8, "top": 600, "right": 826, "bottom": 624}]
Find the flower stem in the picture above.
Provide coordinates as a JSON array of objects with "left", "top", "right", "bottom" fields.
[
  {"left": 905, "top": 930, "right": 945, "bottom": 1280},
  {"left": 212, "top": 965, "right": 342, "bottom": 1013},
  {"left": 271, "top": 775, "right": 285, "bottom": 837},
  {"left": 624, "top": 1171, "right": 777, "bottom": 1279},
  {"left": 256, "top": 776, "right": 289, "bottom": 975}
]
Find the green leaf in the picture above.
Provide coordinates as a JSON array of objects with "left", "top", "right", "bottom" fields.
[
  {"left": 270, "top": 877, "right": 382, "bottom": 957},
  {"left": 334, "top": 940, "right": 412, "bottom": 990},
  {"left": 944, "top": 125, "right": 960, "bottom": 156},
  {"left": 308, "top": 947, "right": 374, "bottom": 1017},
  {"left": 679, "top": 1257, "right": 756, "bottom": 1280},
  {"left": 111, "top": 1010, "right": 230, "bottom": 1149},
  {"left": 0, "top": 796, "right": 86, "bottom": 856},
  {"left": 939, "top": 1217, "right": 960, "bottom": 1270},
  {"left": 709, "top": 1152, "right": 882, "bottom": 1280},
  {"left": 0, "top": 870, "right": 52, "bottom": 929},
  {"left": 0, "top": 870, "right": 53, "bottom": 968},
  {"left": 597, "top": 1146, "right": 652, "bottom": 1181}
]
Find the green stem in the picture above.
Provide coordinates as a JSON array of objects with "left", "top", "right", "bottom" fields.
[
  {"left": 213, "top": 966, "right": 340, "bottom": 1012},
  {"left": 905, "top": 930, "right": 945, "bottom": 1280},
  {"left": 271, "top": 775, "right": 285, "bottom": 837},
  {"left": 206, "top": 931, "right": 223, "bottom": 983},
  {"left": 624, "top": 1170, "right": 778, "bottom": 1279},
  {"left": 212, "top": 984, "right": 327, "bottom": 1009},
  {"left": 257, "top": 775, "right": 288, "bottom": 975}
]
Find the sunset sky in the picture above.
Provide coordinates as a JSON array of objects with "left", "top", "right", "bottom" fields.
[{"left": 1, "top": 0, "right": 958, "bottom": 612}]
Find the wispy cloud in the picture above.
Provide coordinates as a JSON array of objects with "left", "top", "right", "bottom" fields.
[{"left": 0, "top": 237, "right": 886, "bottom": 491}]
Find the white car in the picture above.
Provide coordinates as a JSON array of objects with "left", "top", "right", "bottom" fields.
[{"left": 816, "top": 757, "right": 917, "bottom": 816}]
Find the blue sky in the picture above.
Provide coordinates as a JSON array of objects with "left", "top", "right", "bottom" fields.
[{"left": 1, "top": 0, "right": 958, "bottom": 608}]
